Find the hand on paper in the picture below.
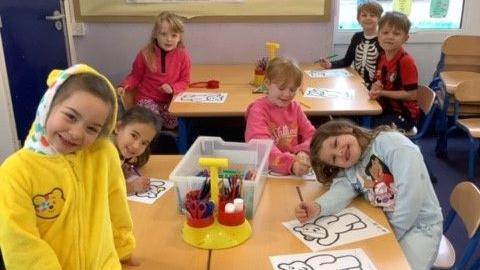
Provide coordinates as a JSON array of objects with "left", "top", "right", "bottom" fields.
[
  {"left": 127, "top": 176, "right": 151, "bottom": 195},
  {"left": 295, "top": 201, "right": 321, "bottom": 223},
  {"left": 292, "top": 152, "right": 311, "bottom": 176},
  {"left": 317, "top": 59, "right": 332, "bottom": 69}
]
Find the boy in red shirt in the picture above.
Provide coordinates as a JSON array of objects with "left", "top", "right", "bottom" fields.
[{"left": 369, "top": 11, "right": 419, "bottom": 135}]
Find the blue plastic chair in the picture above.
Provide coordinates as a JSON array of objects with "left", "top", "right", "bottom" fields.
[
  {"left": 443, "top": 79, "right": 480, "bottom": 179},
  {"left": 408, "top": 85, "right": 438, "bottom": 182},
  {"left": 433, "top": 181, "right": 480, "bottom": 270}
]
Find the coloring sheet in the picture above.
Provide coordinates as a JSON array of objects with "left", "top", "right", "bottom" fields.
[
  {"left": 174, "top": 92, "right": 227, "bottom": 103},
  {"left": 270, "top": 248, "right": 378, "bottom": 270},
  {"left": 305, "top": 69, "right": 352, "bottom": 79},
  {"left": 304, "top": 87, "right": 354, "bottom": 99},
  {"left": 268, "top": 169, "right": 317, "bottom": 181},
  {"left": 283, "top": 207, "right": 389, "bottom": 251},
  {"left": 127, "top": 179, "right": 174, "bottom": 204}
]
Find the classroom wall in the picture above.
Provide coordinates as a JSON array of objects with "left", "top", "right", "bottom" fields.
[
  {"left": 74, "top": 0, "right": 480, "bottom": 86},
  {"left": 74, "top": 22, "right": 334, "bottom": 84}
]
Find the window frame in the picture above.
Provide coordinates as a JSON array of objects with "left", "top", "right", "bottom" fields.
[{"left": 333, "top": 0, "right": 479, "bottom": 45}]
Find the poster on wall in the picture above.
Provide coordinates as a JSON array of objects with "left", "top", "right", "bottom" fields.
[
  {"left": 393, "top": 0, "right": 412, "bottom": 16},
  {"left": 430, "top": 0, "right": 450, "bottom": 18}
]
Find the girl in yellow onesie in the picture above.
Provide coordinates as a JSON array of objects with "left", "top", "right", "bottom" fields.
[{"left": 0, "top": 64, "right": 137, "bottom": 269}]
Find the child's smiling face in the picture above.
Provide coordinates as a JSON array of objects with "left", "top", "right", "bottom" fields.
[
  {"left": 45, "top": 91, "right": 109, "bottom": 154},
  {"left": 156, "top": 21, "right": 181, "bottom": 51},
  {"left": 318, "top": 134, "right": 362, "bottom": 169},
  {"left": 358, "top": 11, "right": 379, "bottom": 34},
  {"left": 266, "top": 80, "right": 298, "bottom": 108},
  {"left": 378, "top": 24, "right": 409, "bottom": 53},
  {"left": 114, "top": 122, "right": 156, "bottom": 159}
]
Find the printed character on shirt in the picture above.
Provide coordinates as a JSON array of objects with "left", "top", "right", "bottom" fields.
[
  {"left": 118, "top": 11, "right": 191, "bottom": 130},
  {"left": 245, "top": 57, "right": 315, "bottom": 177}
]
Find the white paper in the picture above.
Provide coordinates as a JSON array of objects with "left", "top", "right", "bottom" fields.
[
  {"left": 283, "top": 207, "right": 389, "bottom": 251},
  {"left": 270, "top": 248, "right": 377, "bottom": 270},
  {"left": 174, "top": 92, "right": 227, "bottom": 103},
  {"left": 304, "top": 87, "right": 354, "bottom": 99},
  {"left": 305, "top": 69, "right": 352, "bottom": 79},
  {"left": 127, "top": 179, "right": 174, "bottom": 204},
  {"left": 268, "top": 169, "right": 317, "bottom": 181}
]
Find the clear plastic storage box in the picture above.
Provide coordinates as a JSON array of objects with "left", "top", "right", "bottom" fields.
[{"left": 169, "top": 136, "right": 273, "bottom": 218}]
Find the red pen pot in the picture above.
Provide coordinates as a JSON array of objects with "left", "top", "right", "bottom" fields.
[
  {"left": 218, "top": 201, "right": 245, "bottom": 226},
  {"left": 186, "top": 215, "right": 214, "bottom": 228}
]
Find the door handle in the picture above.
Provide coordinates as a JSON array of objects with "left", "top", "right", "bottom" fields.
[{"left": 45, "top": 10, "right": 65, "bottom": 21}]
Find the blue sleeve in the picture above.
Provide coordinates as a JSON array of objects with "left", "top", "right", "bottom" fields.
[
  {"left": 315, "top": 176, "right": 359, "bottom": 215},
  {"left": 388, "top": 146, "right": 427, "bottom": 239}
]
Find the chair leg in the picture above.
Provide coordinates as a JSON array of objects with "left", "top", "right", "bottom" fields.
[
  {"left": 467, "top": 137, "right": 479, "bottom": 179},
  {"left": 436, "top": 93, "right": 450, "bottom": 156},
  {"left": 469, "top": 256, "right": 480, "bottom": 270},
  {"left": 455, "top": 230, "right": 480, "bottom": 270}
]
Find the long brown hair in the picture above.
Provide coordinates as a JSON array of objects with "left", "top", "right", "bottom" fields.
[
  {"left": 143, "top": 11, "right": 185, "bottom": 71},
  {"left": 310, "top": 119, "right": 394, "bottom": 185}
]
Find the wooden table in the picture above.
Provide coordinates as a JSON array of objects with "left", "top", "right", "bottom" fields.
[
  {"left": 126, "top": 156, "right": 410, "bottom": 270},
  {"left": 169, "top": 64, "right": 382, "bottom": 153},
  {"left": 124, "top": 155, "right": 209, "bottom": 270}
]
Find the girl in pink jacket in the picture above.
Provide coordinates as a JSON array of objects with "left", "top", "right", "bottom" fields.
[
  {"left": 118, "top": 11, "right": 191, "bottom": 130},
  {"left": 245, "top": 57, "right": 315, "bottom": 176}
]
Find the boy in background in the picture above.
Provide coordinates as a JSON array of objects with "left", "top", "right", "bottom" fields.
[
  {"left": 318, "top": 1, "right": 383, "bottom": 89},
  {"left": 369, "top": 11, "right": 420, "bottom": 135}
]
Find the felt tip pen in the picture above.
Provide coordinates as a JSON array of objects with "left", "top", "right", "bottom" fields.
[{"left": 132, "top": 166, "right": 142, "bottom": 176}]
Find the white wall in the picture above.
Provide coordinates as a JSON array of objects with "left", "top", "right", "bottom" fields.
[{"left": 0, "top": 33, "right": 19, "bottom": 162}]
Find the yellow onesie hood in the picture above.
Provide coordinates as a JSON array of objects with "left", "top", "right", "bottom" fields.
[{"left": 23, "top": 64, "right": 118, "bottom": 155}]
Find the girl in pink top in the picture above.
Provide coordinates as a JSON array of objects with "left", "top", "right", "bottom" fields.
[
  {"left": 245, "top": 57, "right": 315, "bottom": 176},
  {"left": 118, "top": 11, "right": 191, "bottom": 129}
]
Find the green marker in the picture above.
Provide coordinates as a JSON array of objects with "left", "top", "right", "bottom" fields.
[{"left": 314, "top": 54, "right": 338, "bottom": 63}]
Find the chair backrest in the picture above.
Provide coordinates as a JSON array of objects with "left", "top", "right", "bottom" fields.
[
  {"left": 409, "top": 85, "right": 436, "bottom": 140},
  {"left": 416, "top": 85, "right": 436, "bottom": 114},
  {"left": 454, "top": 79, "right": 480, "bottom": 104},
  {"left": 442, "top": 35, "right": 480, "bottom": 73},
  {"left": 450, "top": 181, "right": 480, "bottom": 238}
]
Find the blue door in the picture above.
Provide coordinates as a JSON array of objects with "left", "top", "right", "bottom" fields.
[{"left": 0, "top": 1, "right": 69, "bottom": 143}]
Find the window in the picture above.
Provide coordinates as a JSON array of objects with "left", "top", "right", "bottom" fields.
[{"left": 338, "top": 0, "right": 464, "bottom": 31}]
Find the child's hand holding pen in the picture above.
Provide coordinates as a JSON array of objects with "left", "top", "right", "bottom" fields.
[
  {"left": 295, "top": 186, "right": 321, "bottom": 223},
  {"left": 314, "top": 54, "right": 338, "bottom": 69},
  {"left": 127, "top": 166, "right": 151, "bottom": 195},
  {"left": 292, "top": 151, "right": 311, "bottom": 177}
]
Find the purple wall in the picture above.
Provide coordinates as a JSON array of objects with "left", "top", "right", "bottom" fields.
[{"left": 74, "top": 22, "right": 334, "bottom": 84}]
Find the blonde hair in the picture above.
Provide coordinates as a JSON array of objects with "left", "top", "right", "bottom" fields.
[
  {"left": 265, "top": 57, "right": 303, "bottom": 90},
  {"left": 357, "top": 1, "right": 383, "bottom": 20},
  {"left": 144, "top": 11, "right": 185, "bottom": 71},
  {"left": 310, "top": 119, "right": 394, "bottom": 185}
]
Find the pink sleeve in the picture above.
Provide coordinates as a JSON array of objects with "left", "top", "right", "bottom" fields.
[
  {"left": 292, "top": 106, "right": 316, "bottom": 154},
  {"left": 121, "top": 51, "right": 146, "bottom": 90},
  {"left": 245, "top": 102, "right": 295, "bottom": 175},
  {"left": 171, "top": 50, "right": 191, "bottom": 94}
]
